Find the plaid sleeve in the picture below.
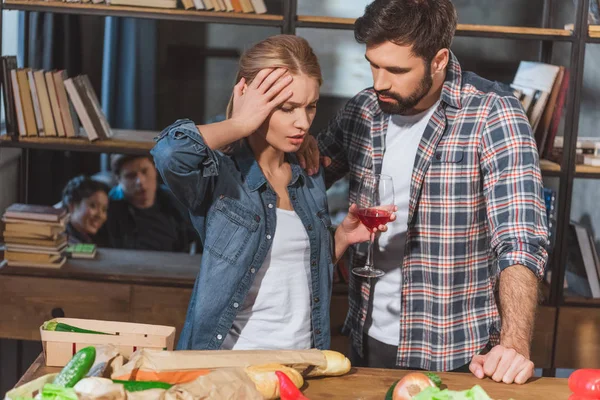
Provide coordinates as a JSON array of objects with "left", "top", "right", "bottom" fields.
[
  {"left": 479, "top": 95, "right": 549, "bottom": 278},
  {"left": 316, "top": 107, "right": 350, "bottom": 189}
]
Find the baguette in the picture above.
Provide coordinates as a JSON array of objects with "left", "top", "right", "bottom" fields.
[{"left": 245, "top": 363, "right": 304, "bottom": 399}]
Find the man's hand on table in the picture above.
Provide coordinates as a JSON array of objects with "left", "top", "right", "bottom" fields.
[{"left": 469, "top": 344, "right": 534, "bottom": 384}]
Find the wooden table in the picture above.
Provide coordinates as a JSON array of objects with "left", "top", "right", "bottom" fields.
[{"left": 15, "top": 353, "right": 571, "bottom": 400}]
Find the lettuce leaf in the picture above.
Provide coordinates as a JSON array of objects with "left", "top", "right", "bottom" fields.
[{"left": 412, "top": 385, "right": 493, "bottom": 400}]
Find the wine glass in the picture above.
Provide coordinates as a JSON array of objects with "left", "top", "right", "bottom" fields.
[{"left": 352, "top": 173, "right": 395, "bottom": 278}]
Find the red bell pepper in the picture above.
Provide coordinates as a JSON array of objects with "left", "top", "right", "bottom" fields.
[
  {"left": 275, "top": 370, "right": 309, "bottom": 400},
  {"left": 569, "top": 369, "right": 600, "bottom": 398}
]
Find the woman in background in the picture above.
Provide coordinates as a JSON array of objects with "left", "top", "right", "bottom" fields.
[{"left": 61, "top": 175, "right": 110, "bottom": 244}]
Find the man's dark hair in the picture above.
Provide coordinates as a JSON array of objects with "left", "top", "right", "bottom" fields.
[
  {"left": 354, "top": 0, "right": 458, "bottom": 62},
  {"left": 110, "top": 154, "right": 153, "bottom": 177},
  {"left": 62, "top": 175, "right": 110, "bottom": 207}
]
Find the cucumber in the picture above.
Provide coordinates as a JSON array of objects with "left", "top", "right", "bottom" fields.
[
  {"left": 111, "top": 380, "right": 173, "bottom": 392},
  {"left": 43, "top": 320, "right": 110, "bottom": 335},
  {"left": 53, "top": 346, "right": 96, "bottom": 388},
  {"left": 385, "top": 380, "right": 398, "bottom": 400}
]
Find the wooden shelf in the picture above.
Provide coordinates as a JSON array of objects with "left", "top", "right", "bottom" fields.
[
  {"left": 296, "top": 16, "right": 574, "bottom": 41},
  {"left": 0, "top": 129, "right": 158, "bottom": 155},
  {"left": 2, "top": 0, "right": 284, "bottom": 26},
  {"left": 574, "top": 163, "right": 600, "bottom": 178},
  {"left": 540, "top": 159, "right": 561, "bottom": 176},
  {"left": 563, "top": 296, "right": 600, "bottom": 306}
]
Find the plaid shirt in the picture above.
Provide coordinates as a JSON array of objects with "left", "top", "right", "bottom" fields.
[{"left": 317, "top": 52, "right": 549, "bottom": 371}]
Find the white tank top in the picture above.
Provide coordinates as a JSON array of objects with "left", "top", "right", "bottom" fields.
[{"left": 222, "top": 208, "right": 313, "bottom": 350}]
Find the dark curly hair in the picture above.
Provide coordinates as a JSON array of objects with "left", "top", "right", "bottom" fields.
[
  {"left": 62, "top": 175, "right": 110, "bottom": 208},
  {"left": 354, "top": 0, "right": 457, "bottom": 63}
]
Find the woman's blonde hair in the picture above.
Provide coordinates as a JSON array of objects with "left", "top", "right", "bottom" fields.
[{"left": 226, "top": 35, "right": 322, "bottom": 119}]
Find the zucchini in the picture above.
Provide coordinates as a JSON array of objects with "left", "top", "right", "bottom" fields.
[
  {"left": 53, "top": 346, "right": 96, "bottom": 388},
  {"left": 111, "top": 380, "right": 173, "bottom": 392},
  {"left": 43, "top": 320, "right": 110, "bottom": 335}
]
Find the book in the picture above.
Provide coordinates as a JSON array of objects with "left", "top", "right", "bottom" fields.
[
  {"left": 77, "top": 75, "right": 112, "bottom": 139},
  {"left": 66, "top": 243, "right": 97, "bottom": 259},
  {"left": 572, "top": 222, "right": 600, "bottom": 298},
  {"left": 4, "top": 232, "right": 67, "bottom": 248},
  {"left": 230, "top": 0, "right": 242, "bottom": 12},
  {"left": 543, "top": 69, "right": 570, "bottom": 159},
  {"left": 4, "top": 223, "right": 65, "bottom": 238},
  {"left": 239, "top": 0, "right": 253, "bottom": 12},
  {"left": 511, "top": 61, "right": 561, "bottom": 134},
  {"left": 1, "top": 56, "right": 18, "bottom": 137},
  {"left": 4, "top": 203, "right": 67, "bottom": 222},
  {"left": 109, "top": 0, "right": 177, "bottom": 7},
  {"left": 64, "top": 77, "right": 99, "bottom": 141},
  {"left": 180, "top": 0, "right": 194, "bottom": 10},
  {"left": 27, "top": 69, "right": 45, "bottom": 136},
  {"left": 224, "top": 0, "right": 234, "bottom": 11},
  {"left": 5, "top": 245, "right": 66, "bottom": 257},
  {"left": 2, "top": 216, "right": 67, "bottom": 228},
  {"left": 46, "top": 71, "right": 66, "bottom": 137},
  {"left": 53, "top": 70, "right": 77, "bottom": 138},
  {"left": 249, "top": 0, "right": 266, "bottom": 13},
  {"left": 192, "top": 0, "right": 205, "bottom": 9},
  {"left": 16, "top": 69, "right": 38, "bottom": 136},
  {"left": 10, "top": 69, "right": 26, "bottom": 137},
  {"left": 6, "top": 256, "right": 66, "bottom": 269},
  {"left": 543, "top": 187, "right": 557, "bottom": 250},
  {"left": 33, "top": 70, "right": 57, "bottom": 137},
  {"left": 203, "top": 0, "right": 214, "bottom": 9},
  {"left": 535, "top": 66, "right": 564, "bottom": 155}
]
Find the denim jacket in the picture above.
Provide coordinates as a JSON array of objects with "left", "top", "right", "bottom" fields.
[{"left": 151, "top": 119, "right": 335, "bottom": 350}]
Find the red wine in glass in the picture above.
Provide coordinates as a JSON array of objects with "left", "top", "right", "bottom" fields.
[
  {"left": 352, "top": 173, "right": 395, "bottom": 278},
  {"left": 357, "top": 208, "right": 392, "bottom": 232}
]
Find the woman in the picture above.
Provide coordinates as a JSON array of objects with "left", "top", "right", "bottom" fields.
[
  {"left": 61, "top": 175, "right": 110, "bottom": 244},
  {"left": 152, "top": 35, "right": 393, "bottom": 351}
]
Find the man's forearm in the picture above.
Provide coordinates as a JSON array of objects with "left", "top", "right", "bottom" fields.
[{"left": 499, "top": 264, "right": 539, "bottom": 358}]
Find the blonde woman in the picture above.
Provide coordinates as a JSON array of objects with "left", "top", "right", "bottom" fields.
[{"left": 152, "top": 35, "right": 394, "bottom": 351}]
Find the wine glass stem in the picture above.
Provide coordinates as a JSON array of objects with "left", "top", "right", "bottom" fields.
[{"left": 365, "top": 231, "right": 375, "bottom": 269}]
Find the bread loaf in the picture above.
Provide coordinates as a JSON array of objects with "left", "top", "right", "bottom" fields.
[{"left": 245, "top": 363, "right": 304, "bottom": 399}]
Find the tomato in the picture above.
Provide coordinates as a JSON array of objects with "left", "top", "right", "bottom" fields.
[
  {"left": 569, "top": 369, "right": 600, "bottom": 397},
  {"left": 389, "top": 372, "right": 437, "bottom": 400},
  {"left": 568, "top": 394, "right": 600, "bottom": 400}
]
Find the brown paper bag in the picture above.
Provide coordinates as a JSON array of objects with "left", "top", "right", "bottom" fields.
[
  {"left": 111, "top": 349, "right": 327, "bottom": 384},
  {"left": 163, "top": 369, "right": 264, "bottom": 400}
]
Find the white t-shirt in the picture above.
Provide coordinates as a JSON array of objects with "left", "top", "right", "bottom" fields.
[
  {"left": 222, "top": 208, "right": 313, "bottom": 350},
  {"left": 366, "top": 103, "right": 440, "bottom": 346}
]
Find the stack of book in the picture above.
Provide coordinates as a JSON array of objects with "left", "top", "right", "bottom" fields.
[
  {"left": 2, "top": 203, "right": 69, "bottom": 268},
  {"left": 510, "top": 61, "right": 569, "bottom": 160},
  {"left": 0, "top": 55, "right": 112, "bottom": 142},
  {"left": 59, "top": 0, "right": 268, "bottom": 12},
  {"left": 178, "top": 0, "right": 267, "bottom": 13},
  {"left": 551, "top": 136, "right": 600, "bottom": 167}
]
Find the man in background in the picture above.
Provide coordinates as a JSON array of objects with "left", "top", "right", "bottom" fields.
[{"left": 99, "top": 154, "right": 198, "bottom": 253}]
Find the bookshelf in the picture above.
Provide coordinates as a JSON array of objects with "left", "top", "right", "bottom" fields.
[
  {"left": 296, "top": 16, "right": 575, "bottom": 41},
  {"left": 3, "top": 0, "right": 284, "bottom": 26},
  {"left": 0, "top": 129, "right": 157, "bottom": 154},
  {"left": 1, "top": 0, "right": 599, "bottom": 371}
]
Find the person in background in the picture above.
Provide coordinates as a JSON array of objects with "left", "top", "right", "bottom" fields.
[
  {"left": 99, "top": 154, "right": 198, "bottom": 253},
  {"left": 61, "top": 175, "right": 110, "bottom": 244}
]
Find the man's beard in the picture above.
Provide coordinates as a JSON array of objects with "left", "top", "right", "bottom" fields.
[{"left": 376, "top": 67, "right": 433, "bottom": 115}]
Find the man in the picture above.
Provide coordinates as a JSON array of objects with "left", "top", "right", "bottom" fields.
[
  {"left": 100, "top": 154, "right": 198, "bottom": 253},
  {"left": 301, "top": 0, "right": 548, "bottom": 384}
]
